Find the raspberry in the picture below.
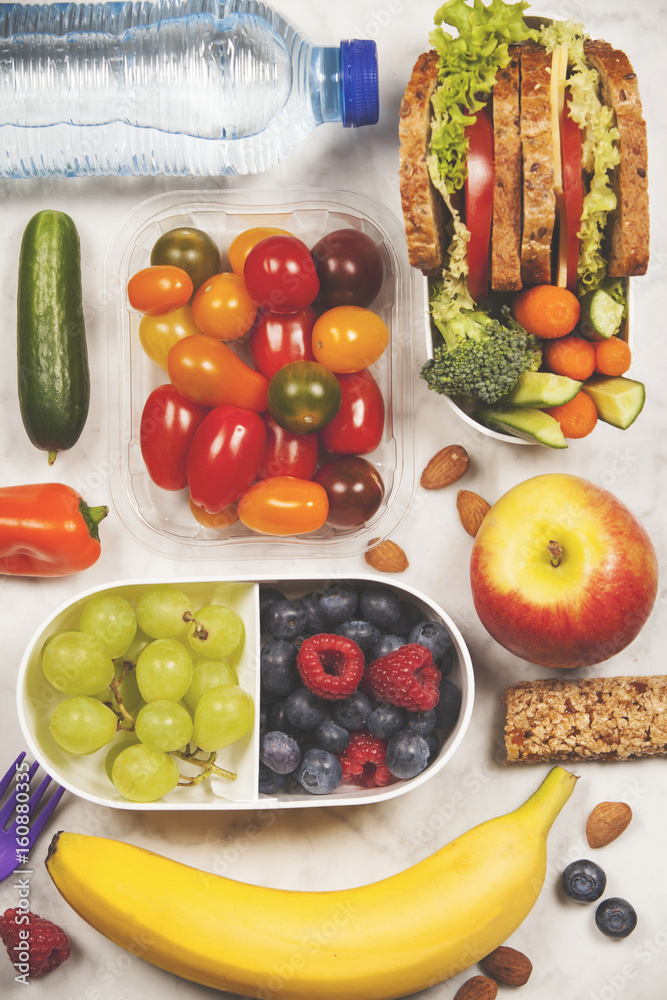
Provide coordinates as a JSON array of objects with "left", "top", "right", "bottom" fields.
[
  {"left": 0, "top": 909, "right": 70, "bottom": 979},
  {"left": 364, "top": 643, "right": 441, "bottom": 712},
  {"left": 296, "top": 633, "right": 364, "bottom": 701},
  {"left": 338, "top": 730, "right": 393, "bottom": 788}
]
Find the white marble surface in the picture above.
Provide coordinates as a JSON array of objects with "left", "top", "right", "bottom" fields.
[{"left": 0, "top": 0, "right": 666, "bottom": 997}]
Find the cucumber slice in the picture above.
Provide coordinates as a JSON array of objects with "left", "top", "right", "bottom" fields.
[
  {"left": 502, "top": 371, "right": 582, "bottom": 407},
  {"left": 581, "top": 375, "right": 645, "bottom": 429},
  {"left": 476, "top": 405, "right": 568, "bottom": 448},
  {"left": 579, "top": 288, "right": 625, "bottom": 340}
]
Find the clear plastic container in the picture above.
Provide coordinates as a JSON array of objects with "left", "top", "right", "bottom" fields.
[
  {"left": 106, "top": 189, "right": 420, "bottom": 559},
  {"left": 17, "top": 574, "right": 475, "bottom": 811}
]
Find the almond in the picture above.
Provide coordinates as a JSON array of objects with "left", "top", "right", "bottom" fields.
[
  {"left": 453, "top": 975, "right": 498, "bottom": 1000},
  {"left": 457, "top": 490, "right": 491, "bottom": 537},
  {"left": 481, "top": 946, "right": 532, "bottom": 987},
  {"left": 586, "top": 801, "right": 632, "bottom": 848},
  {"left": 420, "top": 444, "right": 470, "bottom": 489},
  {"left": 364, "top": 539, "right": 409, "bottom": 573}
]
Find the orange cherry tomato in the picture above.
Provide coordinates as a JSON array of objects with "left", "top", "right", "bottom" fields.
[
  {"left": 138, "top": 304, "right": 201, "bottom": 370},
  {"left": 228, "top": 227, "right": 292, "bottom": 275},
  {"left": 191, "top": 272, "right": 258, "bottom": 342},
  {"left": 127, "top": 265, "right": 193, "bottom": 316},
  {"left": 237, "top": 476, "right": 329, "bottom": 536},
  {"left": 312, "top": 306, "right": 389, "bottom": 373},
  {"left": 167, "top": 334, "right": 268, "bottom": 411},
  {"left": 189, "top": 496, "right": 239, "bottom": 530}
]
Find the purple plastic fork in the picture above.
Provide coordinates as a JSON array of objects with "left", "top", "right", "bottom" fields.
[{"left": 0, "top": 752, "right": 66, "bottom": 883}]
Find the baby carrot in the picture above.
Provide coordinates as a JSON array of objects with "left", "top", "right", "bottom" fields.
[
  {"left": 545, "top": 390, "right": 598, "bottom": 439},
  {"left": 543, "top": 335, "right": 596, "bottom": 381},
  {"left": 594, "top": 336, "right": 632, "bottom": 376},
  {"left": 512, "top": 285, "right": 580, "bottom": 339}
]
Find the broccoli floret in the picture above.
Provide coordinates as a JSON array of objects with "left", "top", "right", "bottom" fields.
[{"left": 421, "top": 301, "right": 542, "bottom": 405}]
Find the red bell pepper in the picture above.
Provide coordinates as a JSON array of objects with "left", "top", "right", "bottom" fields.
[{"left": 0, "top": 483, "right": 107, "bottom": 577}]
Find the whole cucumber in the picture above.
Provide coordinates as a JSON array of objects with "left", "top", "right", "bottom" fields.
[{"left": 17, "top": 210, "right": 90, "bottom": 465}]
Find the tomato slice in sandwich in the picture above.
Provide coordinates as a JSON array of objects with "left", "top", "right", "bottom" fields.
[
  {"left": 561, "top": 88, "right": 584, "bottom": 293},
  {"left": 464, "top": 103, "right": 494, "bottom": 303}
]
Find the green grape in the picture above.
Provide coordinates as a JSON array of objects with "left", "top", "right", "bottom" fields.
[
  {"left": 184, "top": 657, "right": 238, "bottom": 711},
  {"left": 111, "top": 744, "right": 180, "bottom": 802},
  {"left": 193, "top": 684, "right": 254, "bottom": 753},
  {"left": 43, "top": 631, "right": 115, "bottom": 696},
  {"left": 114, "top": 629, "right": 152, "bottom": 669},
  {"left": 104, "top": 736, "right": 140, "bottom": 781},
  {"left": 79, "top": 593, "right": 137, "bottom": 659},
  {"left": 187, "top": 605, "right": 244, "bottom": 659},
  {"left": 136, "top": 639, "right": 193, "bottom": 703},
  {"left": 50, "top": 697, "right": 118, "bottom": 755},
  {"left": 135, "top": 586, "right": 195, "bottom": 639},
  {"left": 135, "top": 701, "right": 194, "bottom": 752}
]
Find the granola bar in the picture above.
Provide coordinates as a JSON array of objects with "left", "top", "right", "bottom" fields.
[{"left": 504, "top": 676, "right": 667, "bottom": 763}]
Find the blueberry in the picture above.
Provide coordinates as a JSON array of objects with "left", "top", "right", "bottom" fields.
[
  {"left": 437, "top": 645, "right": 455, "bottom": 678},
  {"left": 562, "top": 859, "right": 607, "bottom": 903},
  {"left": 319, "top": 582, "right": 358, "bottom": 625},
  {"left": 299, "top": 591, "right": 330, "bottom": 634},
  {"left": 408, "top": 621, "right": 453, "bottom": 660},
  {"left": 404, "top": 708, "right": 437, "bottom": 736},
  {"left": 335, "top": 618, "right": 381, "bottom": 652},
  {"left": 359, "top": 585, "right": 401, "bottom": 628},
  {"left": 425, "top": 730, "right": 440, "bottom": 762},
  {"left": 333, "top": 691, "right": 374, "bottom": 730},
  {"left": 386, "top": 730, "right": 430, "bottom": 779},
  {"left": 267, "top": 698, "right": 300, "bottom": 736},
  {"left": 263, "top": 599, "right": 308, "bottom": 640},
  {"left": 294, "top": 748, "right": 343, "bottom": 794},
  {"left": 259, "top": 587, "right": 287, "bottom": 616},
  {"left": 392, "top": 601, "right": 423, "bottom": 636},
  {"left": 595, "top": 897, "right": 637, "bottom": 938},
  {"left": 314, "top": 720, "right": 350, "bottom": 754},
  {"left": 367, "top": 703, "right": 406, "bottom": 739},
  {"left": 285, "top": 686, "right": 328, "bottom": 730},
  {"left": 258, "top": 761, "right": 289, "bottom": 794},
  {"left": 260, "top": 730, "right": 302, "bottom": 774},
  {"left": 370, "top": 633, "right": 405, "bottom": 659},
  {"left": 260, "top": 639, "right": 300, "bottom": 696},
  {"left": 435, "top": 678, "right": 462, "bottom": 732}
]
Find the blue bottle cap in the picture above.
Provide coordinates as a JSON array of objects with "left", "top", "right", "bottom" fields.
[{"left": 340, "top": 39, "right": 379, "bottom": 128}]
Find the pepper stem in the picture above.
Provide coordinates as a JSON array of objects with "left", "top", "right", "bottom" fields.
[
  {"left": 78, "top": 498, "right": 109, "bottom": 542},
  {"left": 548, "top": 540, "right": 562, "bottom": 568}
]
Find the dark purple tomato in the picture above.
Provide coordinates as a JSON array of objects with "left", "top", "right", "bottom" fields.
[
  {"left": 313, "top": 456, "right": 384, "bottom": 527},
  {"left": 311, "top": 229, "right": 384, "bottom": 308}
]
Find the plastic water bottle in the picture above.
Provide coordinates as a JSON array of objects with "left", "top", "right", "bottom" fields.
[{"left": 0, "top": 0, "right": 379, "bottom": 177}]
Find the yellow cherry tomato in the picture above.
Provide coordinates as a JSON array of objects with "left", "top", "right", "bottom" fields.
[
  {"left": 228, "top": 226, "right": 292, "bottom": 275},
  {"left": 237, "top": 476, "right": 329, "bottom": 536},
  {"left": 312, "top": 306, "right": 389, "bottom": 373},
  {"left": 138, "top": 304, "right": 201, "bottom": 370},
  {"left": 192, "top": 272, "right": 258, "bottom": 342}
]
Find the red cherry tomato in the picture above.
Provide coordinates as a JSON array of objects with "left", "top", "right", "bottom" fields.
[
  {"left": 228, "top": 227, "right": 291, "bottom": 275},
  {"left": 320, "top": 369, "right": 385, "bottom": 456},
  {"left": 562, "top": 88, "right": 584, "bottom": 294},
  {"left": 127, "top": 265, "right": 194, "bottom": 316},
  {"left": 187, "top": 405, "right": 266, "bottom": 514},
  {"left": 140, "top": 384, "right": 209, "bottom": 491},
  {"left": 248, "top": 307, "right": 317, "bottom": 379},
  {"left": 238, "top": 477, "right": 329, "bottom": 536},
  {"left": 243, "top": 235, "right": 320, "bottom": 314},
  {"left": 258, "top": 413, "right": 319, "bottom": 481},
  {"left": 167, "top": 334, "right": 268, "bottom": 412},
  {"left": 464, "top": 103, "right": 494, "bottom": 303},
  {"left": 313, "top": 456, "right": 385, "bottom": 527}
]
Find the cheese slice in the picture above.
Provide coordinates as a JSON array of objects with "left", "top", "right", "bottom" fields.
[{"left": 551, "top": 42, "right": 569, "bottom": 286}]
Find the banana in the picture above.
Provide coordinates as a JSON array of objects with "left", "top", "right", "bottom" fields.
[{"left": 45, "top": 766, "right": 576, "bottom": 1000}]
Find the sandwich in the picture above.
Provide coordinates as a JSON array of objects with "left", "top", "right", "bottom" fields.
[{"left": 399, "top": 0, "right": 649, "bottom": 414}]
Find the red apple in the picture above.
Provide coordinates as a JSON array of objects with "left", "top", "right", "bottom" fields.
[{"left": 469, "top": 473, "right": 658, "bottom": 669}]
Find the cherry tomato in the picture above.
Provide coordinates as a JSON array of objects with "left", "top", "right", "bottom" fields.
[
  {"left": 313, "top": 457, "right": 384, "bottom": 527},
  {"left": 150, "top": 227, "right": 221, "bottom": 294},
  {"left": 127, "top": 265, "right": 193, "bottom": 316},
  {"left": 189, "top": 496, "right": 239, "bottom": 530},
  {"left": 187, "top": 405, "right": 266, "bottom": 514},
  {"left": 312, "top": 306, "right": 388, "bottom": 373},
  {"left": 258, "top": 413, "right": 319, "bottom": 481},
  {"left": 138, "top": 304, "right": 201, "bottom": 370},
  {"left": 167, "top": 334, "right": 268, "bottom": 412},
  {"left": 311, "top": 228, "right": 384, "bottom": 308},
  {"left": 562, "top": 87, "right": 584, "bottom": 293},
  {"left": 192, "top": 272, "right": 258, "bottom": 342},
  {"left": 244, "top": 235, "right": 319, "bottom": 314},
  {"left": 238, "top": 477, "right": 329, "bottom": 536},
  {"left": 140, "top": 384, "right": 209, "bottom": 491},
  {"left": 267, "top": 361, "right": 341, "bottom": 435},
  {"left": 464, "top": 103, "right": 494, "bottom": 303},
  {"left": 320, "top": 369, "right": 385, "bottom": 456},
  {"left": 228, "top": 227, "right": 292, "bottom": 275},
  {"left": 248, "top": 307, "right": 317, "bottom": 379}
]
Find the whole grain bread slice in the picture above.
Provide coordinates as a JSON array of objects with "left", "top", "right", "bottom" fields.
[
  {"left": 583, "top": 39, "right": 649, "bottom": 276},
  {"left": 519, "top": 42, "right": 555, "bottom": 286},
  {"left": 491, "top": 45, "right": 523, "bottom": 291}
]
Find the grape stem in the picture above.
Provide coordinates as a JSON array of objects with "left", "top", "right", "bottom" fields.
[
  {"left": 107, "top": 667, "right": 137, "bottom": 727},
  {"left": 173, "top": 750, "right": 237, "bottom": 784}
]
